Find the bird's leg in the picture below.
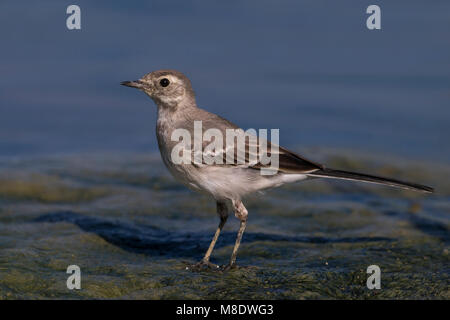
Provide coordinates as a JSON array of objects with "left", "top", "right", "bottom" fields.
[
  {"left": 203, "top": 201, "right": 228, "bottom": 263},
  {"left": 189, "top": 201, "right": 228, "bottom": 270},
  {"left": 223, "top": 200, "right": 248, "bottom": 270}
]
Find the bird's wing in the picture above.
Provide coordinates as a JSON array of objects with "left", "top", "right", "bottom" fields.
[
  {"left": 260, "top": 144, "right": 324, "bottom": 173},
  {"left": 172, "top": 109, "right": 433, "bottom": 193},
  {"left": 178, "top": 109, "right": 323, "bottom": 174}
]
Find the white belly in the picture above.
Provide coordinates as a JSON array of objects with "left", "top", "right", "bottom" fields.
[{"left": 162, "top": 161, "right": 308, "bottom": 201}]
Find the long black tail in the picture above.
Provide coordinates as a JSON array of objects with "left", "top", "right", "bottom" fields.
[{"left": 307, "top": 168, "right": 434, "bottom": 193}]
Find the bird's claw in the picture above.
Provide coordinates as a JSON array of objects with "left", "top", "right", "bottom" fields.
[
  {"left": 220, "top": 263, "right": 238, "bottom": 271},
  {"left": 186, "top": 259, "right": 220, "bottom": 271}
]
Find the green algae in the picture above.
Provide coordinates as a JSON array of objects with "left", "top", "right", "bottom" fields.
[
  {"left": 0, "top": 173, "right": 110, "bottom": 204},
  {"left": 0, "top": 151, "right": 448, "bottom": 299}
]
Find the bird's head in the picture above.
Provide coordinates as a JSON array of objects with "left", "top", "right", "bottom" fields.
[{"left": 121, "top": 69, "right": 196, "bottom": 109}]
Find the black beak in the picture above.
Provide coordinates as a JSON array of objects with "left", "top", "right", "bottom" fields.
[{"left": 121, "top": 80, "right": 144, "bottom": 89}]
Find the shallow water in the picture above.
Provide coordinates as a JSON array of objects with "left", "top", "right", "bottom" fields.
[{"left": 0, "top": 150, "right": 448, "bottom": 299}]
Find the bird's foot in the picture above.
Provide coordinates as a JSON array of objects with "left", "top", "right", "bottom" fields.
[
  {"left": 220, "top": 263, "right": 238, "bottom": 271},
  {"left": 186, "top": 259, "right": 220, "bottom": 271}
]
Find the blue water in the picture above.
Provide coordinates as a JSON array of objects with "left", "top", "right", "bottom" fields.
[{"left": 0, "top": 0, "right": 449, "bottom": 162}]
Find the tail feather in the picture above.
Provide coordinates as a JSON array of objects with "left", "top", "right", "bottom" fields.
[{"left": 307, "top": 168, "right": 434, "bottom": 193}]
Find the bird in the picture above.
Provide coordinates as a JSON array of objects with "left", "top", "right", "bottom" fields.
[{"left": 121, "top": 69, "right": 433, "bottom": 270}]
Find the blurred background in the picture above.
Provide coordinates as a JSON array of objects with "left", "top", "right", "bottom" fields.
[
  {"left": 0, "top": 1, "right": 449, "bottom": 299},
  {"left": 0, "top": 0, "right": 448, "bottom": 161}
]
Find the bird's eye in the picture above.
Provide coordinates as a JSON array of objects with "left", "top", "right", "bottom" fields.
[{"left": 160, "top": 78, "right": 170, "bottom": 87}]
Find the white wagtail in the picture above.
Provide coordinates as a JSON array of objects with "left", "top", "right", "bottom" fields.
[{"left": 121, "top": 69, "right": 433, "bottom": 270}]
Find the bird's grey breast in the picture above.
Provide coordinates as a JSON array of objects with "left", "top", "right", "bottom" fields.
[
  {"left": 155, "top": 107, "right": 202, "bottom": 189},
  {"left": 156, "top": 110, "right": 178, "bottom": 169}
]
